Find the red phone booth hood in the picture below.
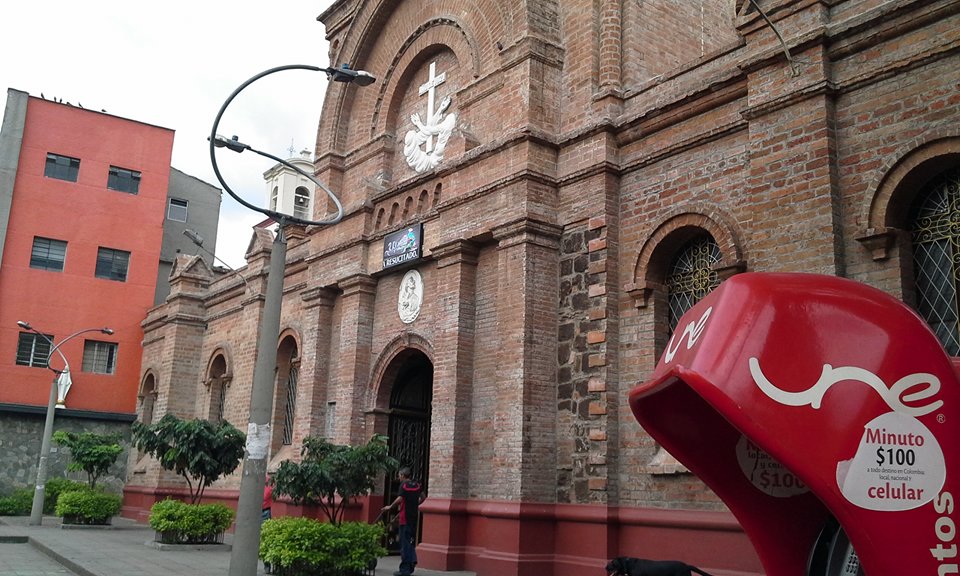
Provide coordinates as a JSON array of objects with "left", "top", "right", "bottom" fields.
[{"left": 630, "top": 273, "right": 958, "bottom": 576}]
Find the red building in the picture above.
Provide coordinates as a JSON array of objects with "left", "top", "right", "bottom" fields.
[{"left": 0, "top": 89, "right": 172, "bottom": 487}]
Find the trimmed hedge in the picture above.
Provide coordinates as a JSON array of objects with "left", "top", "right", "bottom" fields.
[
  {"left": 149, "top": 499, "right": 234, "bottom": 544},
  {"left": 44, "top": 478, "right": 88, "bottom": 514},
  {"left": 0, "top": 488, "right": 33, "bottom": 516},
  {"left": 55, "top": 489, "right": 122, "bottom": 525},
  {"left": 259, "top": 517, "right": 384, "bottom": 576}
]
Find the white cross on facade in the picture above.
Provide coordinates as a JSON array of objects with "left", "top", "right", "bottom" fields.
[{"left": 418, "top": 61, "right": 446, "bottom": 152}]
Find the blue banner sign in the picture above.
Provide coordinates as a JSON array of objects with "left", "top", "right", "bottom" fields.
[{"left": 382, "top": 223, "right": 423, "bottom": 270}]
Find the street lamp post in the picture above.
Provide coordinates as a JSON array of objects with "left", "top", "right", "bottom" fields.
[
  {"left": 16, "top": 321, "right": 114, "bottom": 525},
  {"left": 208, "top": 64, "right": 376, "bottom": 576}
]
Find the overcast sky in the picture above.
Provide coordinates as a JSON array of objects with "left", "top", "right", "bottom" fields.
[{"left": 1, "top": 1, "right": 337, "bottom": 269}]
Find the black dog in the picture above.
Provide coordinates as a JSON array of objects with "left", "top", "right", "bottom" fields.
[{"left": 606, "top": 556, "right": 714, "bottom": 576}]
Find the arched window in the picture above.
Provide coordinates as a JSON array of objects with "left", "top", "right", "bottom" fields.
[
  {"left": 666, "top": 236, "right": 721, "bottom": 333},
  {"left": 270, "top": 186, "right": 279, "bottom": 211},
  {"left": 139, "top": 374, "right": 157, "bottom": 427},
  {"left": 293, "top": 186, "right": 311, "bottom": 220},
  {"left": 910, "top": 167, "right": 960, "bottom": 355},
  {"left": 207, "top": 354, "right": 229, "bottom": 423},
  {"left": 272, "top": 335, "right": 300, "bottom": 453}
]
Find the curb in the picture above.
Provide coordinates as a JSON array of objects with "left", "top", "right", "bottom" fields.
[
  {"left": 28, "top": 536, "right": 100, "bottom": 576},
  {"left": 145, "top": 540, "right": 233, "bottom": 552},
  {"left": 0, "top": 535, "right": 28, "bottom": 543}
]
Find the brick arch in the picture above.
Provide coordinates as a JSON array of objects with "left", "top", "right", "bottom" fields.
[
  {"left": 139, "top": 368, "right": 159, "bottom": 397},
  {"left": 367, "top": 332, "right": 435, "bottom": 412},
  {"left": 631, "top": 204, "right": 745, "bottom": 292},
  {"left": 320, "top": 1, "right": 492, "bottom": 152},
  {"left": 137, "top": 369, "right": 159, "bottom": 428},
  {"left": 274, "top": 330, "right": 302, "bottom": 452},
  {"left": 857, "top": 134, "right": 960, "bottom": 259},
  {"left": 372, "top": 19, "right": 479, "bottom": 139},
  {"left": 204, "top": 347, "right": 233, "bottom": 380},
  {"left": 277, "top": 328, "right": 302, "bottom": 356}
]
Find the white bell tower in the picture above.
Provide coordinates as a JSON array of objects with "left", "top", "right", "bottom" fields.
[{"left": 263, "top": 148, "right": 317, "bottom": 220}]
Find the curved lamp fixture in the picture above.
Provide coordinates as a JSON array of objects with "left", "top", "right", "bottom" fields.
[{"left": 208, "top": 64, "right": 376, "bottom": 228}]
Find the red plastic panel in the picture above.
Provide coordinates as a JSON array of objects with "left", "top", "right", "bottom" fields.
[{"left": 630, "top": 273, "right": 958, "bottom": 576}]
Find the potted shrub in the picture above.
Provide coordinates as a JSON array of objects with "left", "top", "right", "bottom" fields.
[
  {"left": 263, "top": 434, "right": 397, "bottom": 575},
  {"left": 260, "top": 517, "right": 385, "bottom": 576},
  {"left": 44, "top": 478, "right": 87, "bottom": 514},
  {"left": 55, "top": 489, "right": 122, "bottom": 525},
  {"left": 149, "top": 499, "right": 234, "bottom": 545},
  {"left": 132, "top": 414, "right": 245, "bottom": 544}
]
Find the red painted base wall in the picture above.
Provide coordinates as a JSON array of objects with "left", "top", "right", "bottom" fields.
[{"left": 122, "top": 489, "right": 763, "bottom": 575}]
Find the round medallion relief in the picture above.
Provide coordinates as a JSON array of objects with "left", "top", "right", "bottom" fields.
[{"left": 398, "top": 269, "right": 424, "bottom": 324}]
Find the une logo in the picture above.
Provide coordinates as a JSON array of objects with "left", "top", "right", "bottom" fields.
[
  {"left": 664, "top": 307, "right": 713, "bottom": 363},
  {"left": 749, "top": 359, "right": 944, "bottom": 417}
]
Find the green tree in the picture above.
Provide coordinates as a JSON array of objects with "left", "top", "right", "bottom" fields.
[
  {"left": 51, "top": 431, "right": 123, "bottom": 489},
  {"left": 272, "top": 434, "right": 398, "bottom": 525},
  {"left": 131, "top": 414, "right": 246, "bottom": 504}
]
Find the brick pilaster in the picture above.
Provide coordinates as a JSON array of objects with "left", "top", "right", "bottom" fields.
[
  {"left": 491, "top": 219, "right": 562, "bottom": 502},
  {"left": 333, "top": 274, "right": 378, "bottom": 444},
  {"left": 429, "top": 239, "right": 479, "bottom": 499},
  {"left": 294, "top": 286, "right": 337, "bottom": 447}
]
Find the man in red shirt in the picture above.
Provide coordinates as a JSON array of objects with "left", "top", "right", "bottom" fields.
[{"left": 382, "top": 467, "right": 424, "bottom": 576}]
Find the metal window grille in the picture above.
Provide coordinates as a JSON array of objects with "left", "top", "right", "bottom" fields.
[
  {"left": 44, "top": 152, "right": 80, "bottom": 182},
  {"left": 281, "top": 365, "right": 299, "bottom": 445},
  {"left": 666, "top": 237, "right": 721, "bottom": 334},
  {"left": 15, "top": 332, "right": 52, "bottom": 367},
  {"left": 215, "top": 381, "right": 227, "bottom": 423},
  {"left": 911, "top": 168, "right": 960, "bottom": 355},
  {"left": 82, "top": 340, "right": 117, "bottom": 374},
  {"left": 95, "top": 247, "right": 130, "bottom": 281},
  {"left": 30, "top": 237, "right": 67, "bottom": 271},
  {"left": 107, "top": 165, "right": 141, "bottom": 194}
]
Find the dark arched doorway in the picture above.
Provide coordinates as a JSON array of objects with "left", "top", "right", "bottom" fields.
[{"left": 384, "top": 349, "right": 433, "bottom": 552}]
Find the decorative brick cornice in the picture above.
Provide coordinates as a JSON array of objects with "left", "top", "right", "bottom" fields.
[
  {"left": 432, "top": 239, "right": 480, "bottom": 269},
  {"left": 338, "top": 274, "right": 378, "bottom": 297},
  {"left": 301, "top": 286, "right": 337, "bottom": 307},
  {"left": 491, "top": 219, "right": 563, "bottom": 250}
]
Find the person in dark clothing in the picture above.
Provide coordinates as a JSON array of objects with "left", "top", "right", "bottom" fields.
[{"left": 382, "top": 467, "right": 425, "bottom": 576}]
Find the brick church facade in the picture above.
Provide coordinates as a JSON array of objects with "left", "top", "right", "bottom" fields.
[{"left": 124, "top": 1, "right": 960, "bottom": 574}]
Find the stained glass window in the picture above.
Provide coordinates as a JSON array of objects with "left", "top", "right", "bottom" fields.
[
  {"left": 666, "top": 236, "right": 721, "bottom": 334},
  {"left": 910, "top": 168, "right": 960, "bottom": 355}
]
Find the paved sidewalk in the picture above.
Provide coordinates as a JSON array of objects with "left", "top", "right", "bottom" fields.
[{"left": 0, "top": 516, "right": 475, "bottom": 576}]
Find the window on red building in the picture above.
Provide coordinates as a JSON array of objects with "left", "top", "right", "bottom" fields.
[
  {"left": 107, "top": 165, "right": 141, "bottom": 194},
  {"left": 82, "top": 340, "right": 117, "bottom": 374},
  {"left": 44, "top": 152, "right": 80, "bottom": 182},
  {"left": 16, "top": 332, "right": 52, "bottom": 368},
  {"left": 95, "top": 247, "right": 130, "bottom": 282},
  {"left": 30, "top": 237, "right": 67, "bottom": 271}
]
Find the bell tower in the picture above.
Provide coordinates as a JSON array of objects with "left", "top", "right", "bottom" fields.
[{"left": 262, "top": 148, "right": 317, "bottom": 220}]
